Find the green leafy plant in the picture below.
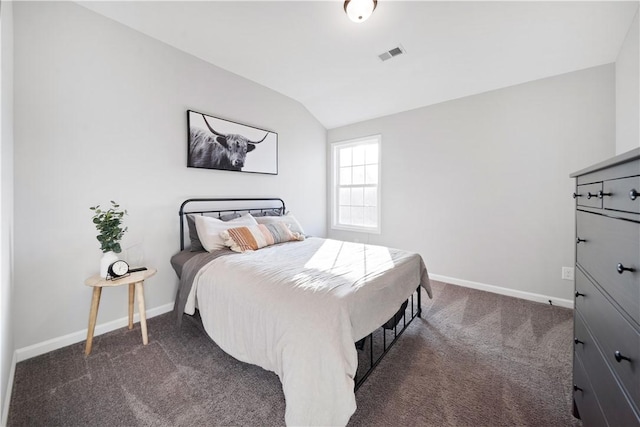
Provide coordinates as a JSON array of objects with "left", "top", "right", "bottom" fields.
[{"left": 90, "top": 201, "right": 128, "bottom": 253}]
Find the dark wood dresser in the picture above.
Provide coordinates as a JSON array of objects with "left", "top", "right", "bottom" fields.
[{"left": 570, "top": 148, "right": 640, "bottom": 426}]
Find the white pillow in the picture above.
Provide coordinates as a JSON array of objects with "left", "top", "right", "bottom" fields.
[
  {"left": 195, "top": 213, "right": 258, "bottom": 252},
  {"left": 254, "top": 213, "right": 305, "bottom": 235}
]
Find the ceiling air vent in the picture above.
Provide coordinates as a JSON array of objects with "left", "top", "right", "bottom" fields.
[{"left": 378, "top": 46, "right": 406, "bottom": 62}]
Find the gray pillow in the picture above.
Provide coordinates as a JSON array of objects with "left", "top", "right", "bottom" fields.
[
  {"left": 251, "top": 208, "right": 283, "bottom": 217},
  {"left": 186, "top": 212, "right": 241, "bottom": 252},
  {"left": 219, "top": 212, "right": 242, "bottom": 221}
]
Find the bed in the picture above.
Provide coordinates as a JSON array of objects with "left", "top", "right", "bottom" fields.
[{"left": 171, "top": 198, "right": 432, "bottom": 426}]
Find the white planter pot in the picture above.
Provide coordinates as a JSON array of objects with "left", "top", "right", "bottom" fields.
[{"left": 100, "top": 251, "right": 119, "bottom": 278}]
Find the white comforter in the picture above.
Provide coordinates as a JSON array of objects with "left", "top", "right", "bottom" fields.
[{"left": 185, "top": 237, "right": 431, "bottom": 426}]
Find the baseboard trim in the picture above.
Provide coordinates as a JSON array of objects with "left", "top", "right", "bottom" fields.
[
  {"left": 15, "top": 302, "right": 174, "bottom": 363},
  {"left": 429, "top": 274, "right": 574, "bottom": 309},
  {"left": 1, "top": 350, "right": 17, "bottom": 427}
]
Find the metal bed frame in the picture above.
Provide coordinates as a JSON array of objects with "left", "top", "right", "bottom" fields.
[
  {"left": 178, "top": 197, "right": 422, "bottom": 392},
  {"left": 354, "top": 289, "right": 421, "bottom": 390}
]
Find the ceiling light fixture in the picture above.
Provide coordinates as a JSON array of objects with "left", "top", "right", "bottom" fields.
[{"left": 344, "top": 0, "right": 377, "bottom": 23}]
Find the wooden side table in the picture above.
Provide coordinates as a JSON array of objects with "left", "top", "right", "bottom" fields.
[{"left": 84, "top": 268, "right": 157, "bottom": 355}]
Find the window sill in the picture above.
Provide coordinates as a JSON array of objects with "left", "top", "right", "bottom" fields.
[{"left": 331, "top": 224, "right": 381, "bottom": 234}]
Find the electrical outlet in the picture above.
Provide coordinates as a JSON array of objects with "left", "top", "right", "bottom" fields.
[{"left": 562, "top": 267, "right": 574, "bottom": 281}]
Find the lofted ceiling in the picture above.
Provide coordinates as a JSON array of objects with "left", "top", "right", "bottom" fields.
[{"left": 78, "top": 1, "right": 639, "bottom": 129}]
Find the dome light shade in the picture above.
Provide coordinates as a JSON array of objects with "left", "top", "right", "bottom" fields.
[{"left": 344, "top": 0, "right": 377, "bottom": 23}]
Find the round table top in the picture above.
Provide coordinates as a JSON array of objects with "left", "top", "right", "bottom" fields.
[{"left": 85, "top": 268, "right": 157, "bottom": 287}]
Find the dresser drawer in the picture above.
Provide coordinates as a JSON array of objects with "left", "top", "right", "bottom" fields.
[
  {"left": 573, "top": 352, "right": 607, "bottom": 427},
  {"left": 574, "top": 272, "right": 640, "bottom": 407},
  {"left": 576, "top": 211, "right": 640, "bottom": 323},
  {"left": 576, "top": 183, "right": 603, "bottom": 208},
  {"left": 603, "top": 176, "right": 640, "bottom": 214},
  {"left": 573, "top": 318, "right": 640, "bottom": 427}
]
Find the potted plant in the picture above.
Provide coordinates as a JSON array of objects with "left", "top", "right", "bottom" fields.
[{"left": 90, "top": 201, "right": 128, "bottom": 278}]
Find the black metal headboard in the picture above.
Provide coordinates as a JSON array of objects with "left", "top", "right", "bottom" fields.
[{"left": 179, "top": 198, "right": 286, "bottom": 250}]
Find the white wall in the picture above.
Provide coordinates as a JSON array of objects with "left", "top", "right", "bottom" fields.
[
  {"left": 0, "top": 0, "right": 14, "bottom": 423},
  {"left": 616, "top": 8, "right": 640, "bottom": 154},
  {"left": 328, "top": 65, "right": 615, "bottom": 303},
  {"left": 12, "top": 1, "right": 326, "bottom": 351}
]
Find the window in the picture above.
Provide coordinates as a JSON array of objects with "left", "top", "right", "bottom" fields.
[{"left": 331, "top": 135, "right": 381, "bottom": 233}]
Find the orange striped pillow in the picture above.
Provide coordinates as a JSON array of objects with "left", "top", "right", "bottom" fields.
[{"left": 220, "top": 223, "right": 304, "bottom": 253}]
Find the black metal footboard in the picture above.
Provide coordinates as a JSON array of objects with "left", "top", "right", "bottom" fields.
[{"left": 354, "top": 286, "right": 422, "bottom": 391}]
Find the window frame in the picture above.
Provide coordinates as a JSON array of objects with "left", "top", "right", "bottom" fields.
[{"left": 330, "top": 134, "right": 382, "bottom": 234}]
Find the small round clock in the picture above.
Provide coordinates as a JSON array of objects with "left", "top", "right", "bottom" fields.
[{"left": 107, "top": 260, "right": 130, "bottom": 279}]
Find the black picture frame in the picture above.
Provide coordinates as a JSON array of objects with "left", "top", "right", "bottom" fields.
[{"left": 187, "top": 110, "right": 278, "bottom": 175}]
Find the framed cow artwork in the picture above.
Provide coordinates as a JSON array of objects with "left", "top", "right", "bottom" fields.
[{"left": 187, "top": 110, "right": 278, "bottom": 175}]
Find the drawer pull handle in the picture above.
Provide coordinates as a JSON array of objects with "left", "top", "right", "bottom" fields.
[
  {"left": 575, "top": 291, "right": 585, "bottom": 298},
  {"left": 614, "top": 351, "right": 631, "bottom": 363},
  {"left": 616, "top": 263, "right": 635, "bottom": 274},
  {"left": 597, "top": 190, "right": 611, "bottom": 199},
  {"left": 630, "top": 189, "right": 638, "bottom": 201},
  {"left": 576, "top": 238, "right": 586, "bottom": 244},
  {"left": 572, "top": 192, "right": 582, "bottom": 199},
  {"left": 573, "top": 338, "right": 584, "bottom": 345},
  {"left": 586, "top": 192, "right": 596, "bottom": 199},
  {"left": 573, "top": 385, "right": 583, "bottom": 392}
]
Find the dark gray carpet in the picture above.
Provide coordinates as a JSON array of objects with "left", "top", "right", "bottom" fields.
[{"left": 8, "top": 281, "right": 579, "bottom": 426}]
